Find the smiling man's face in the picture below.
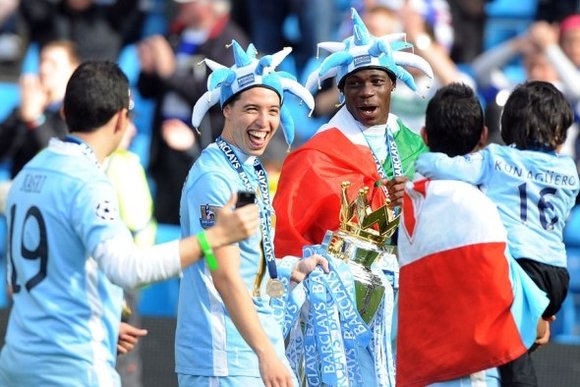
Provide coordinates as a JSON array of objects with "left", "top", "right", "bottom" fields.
[
  {"left": 342, "top": 68, "right": 394, "bottom": 127},
  {"left": 221, "top": 86, "right": 281, "bottom": 157}
]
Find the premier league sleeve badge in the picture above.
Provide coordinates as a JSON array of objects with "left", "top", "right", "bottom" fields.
[{"left": 199, "top": 203, "right": 220, "bottom": 228}]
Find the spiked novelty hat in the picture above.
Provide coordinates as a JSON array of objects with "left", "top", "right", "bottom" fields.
[
  {"left": 305, "top": 8, "right": 434, "bottom": 102},
  {"left": 191, "top": 40, "right": 315, "bottom": 146}
]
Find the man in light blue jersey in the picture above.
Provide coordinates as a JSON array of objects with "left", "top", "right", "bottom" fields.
[
  {"left": 177, "top": 41, "right": 328, "bottom": 387},
  {"left": 0, "top": 61, "right": 260, "bottom": 387},
  {"left": 416, "top": 81, "right": 580, "bottom": 386}
]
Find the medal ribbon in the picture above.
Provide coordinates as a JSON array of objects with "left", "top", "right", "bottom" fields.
[
  {"left": 358, "top": 123, "right": 404, "bottom": 214},
  {"left": 286, "top": 322, "right": 304, "bottom": 380},
  {"left": 297, "top": 247, "right": 374, "bottom": 386},
  {"left": 304, "top": 320, "right": 321, "bottom": 386},
  {"left": 216, "top": 137, "right": 278, "bottom": 280},
  {"left": 269, "top": 258, "right": 307, "bottom": 337},
  {"left": 301, "top": 245, "right": 397, "bottom": 386},
  {"left": 323, "top": 260, "right": 370, "bottom": 386},
  {"left": 357, "top": 122, "right": 404, "bottom": 181},
  {"left": 370, "top": 262, "right": 397, "bottom": 387},
  {"left": 342, "top": 319, "right": 365, "bottom": 386},
  {"left": 385, "top": 127, "right": 403, "bottom": 178},
  {"left": 308, "top": 273, "right": 339, "bottom": 385}
]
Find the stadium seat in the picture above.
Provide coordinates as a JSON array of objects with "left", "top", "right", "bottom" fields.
[
  {"left": 553, "top": 205, "right": 580, "bottom": 343},
  {"left": 137, "top": 223, "right": 182, "bottom": 317},
  {"left": 553, "top": 251, "right": 580, "bottom": 344},
  {"left": 564, "top": 205, "right": 580, "bottom": 247},
  {"left": 483, "top": 0, "right": 538, "bottom": 50},
  {"left": 117, "top": 44, "right": 140, "bottom": 85},
  {"left": 0, "top": 82, "right": 20, "bottom": 122},
  {"left": 21, "top": 43, "right": 40, "bottom": 74},
  {"left": 140, "top": 0, "right": 168, "bottom": 37},
  {"left": 485, "top": 0, "right": 537, "bottom": 19}
]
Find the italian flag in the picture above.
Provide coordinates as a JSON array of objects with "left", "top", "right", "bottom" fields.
[{"left": 396, "top": 179, "right": 548, "bottom": 386}]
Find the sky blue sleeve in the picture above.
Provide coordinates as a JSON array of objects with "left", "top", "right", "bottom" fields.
[
  {"left": 71, "top": 177, "right": 133, "bottom": 256},
  {"left": 415, "top": 150, "right": 489, "bottom": 185},
  {"left": 182, "top": 171, "right": 237, "bottom": 236}
]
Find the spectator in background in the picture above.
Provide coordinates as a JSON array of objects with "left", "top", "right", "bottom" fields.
[
  {"left": 447, "top": 0, "right": 488, "bottom": 63},
  {"left": 559, "top": 14, "right": 580, "bottom": 68},
  {"left": 0, "top": 40, "right": 79, "bottom": 178},
  {"left": 19, "top": 0, "right": 145, "bottom": 61},
  {"left": 245, "top": 0, "right": 345, "bottom": 76},
  {"left": 527, "top": 15, "right": 580, "bottom": 105},
  {"left": 137, "top": 0, "right": 248, "bottom": 225},
  {"left": 106, "top": 119, "right": 157, "bottom": 250},
  {"left": 366, "top": 0, "right": 475, "bottom": 134},
  {"left": 0, "top": 0, "right": 28, "bottom": 82},
  {"left": 528, "top": 14, "right": 580, "bottom": 170},
  {"left": 535, "top": 0, "right": 580, "bottom": 23},
  {"left": 471, "top": 18, "right": 580, "bottom": 152}
]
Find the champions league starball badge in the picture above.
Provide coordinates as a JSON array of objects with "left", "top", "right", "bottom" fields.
[{"left": 95, "top": 200, "right": 118, "bottom": 221}]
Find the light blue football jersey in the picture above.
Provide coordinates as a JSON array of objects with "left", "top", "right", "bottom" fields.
[
  {"left": 417, "top": 143, "right": 580, "bottom": 267},
  {"left": 176, "top": 142, "right": 287, "bottom": 378},
  {"left": 0, "top": 138, "right": 131, "bottom": 386}
]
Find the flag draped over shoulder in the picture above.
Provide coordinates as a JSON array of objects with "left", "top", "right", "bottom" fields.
[
  {"left": 273, "top": 127, "right": 383, "bottom": 257},
  {"left": 273, "top": 107, "right": 426, "bottom": 258},
  {"left": 396, "top": 179, "right": 548, "bottom": 386}
]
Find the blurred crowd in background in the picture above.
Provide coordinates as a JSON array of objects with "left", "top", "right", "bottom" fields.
[
  {"left": 1, "top": 0, "right": 580, "bottom": 223},
  {"left": 1, "top": 0, "right": 580, "bottom": 385}
]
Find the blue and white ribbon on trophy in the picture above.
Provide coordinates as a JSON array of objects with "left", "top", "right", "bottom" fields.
[{"left": 272, "top": 245, "right": 396, "bottom": 386}]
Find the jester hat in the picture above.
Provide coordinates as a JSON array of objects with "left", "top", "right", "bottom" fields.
[
  {"left": 305, "top": 8, "right": 434, "bottom": 102},
  {"left": 191, "top": 40, "right": 315, "bottom": 146}
]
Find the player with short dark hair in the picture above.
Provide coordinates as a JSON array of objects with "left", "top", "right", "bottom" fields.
[{"left": 0, "top": 60, "right": 259, "bottom": 387}]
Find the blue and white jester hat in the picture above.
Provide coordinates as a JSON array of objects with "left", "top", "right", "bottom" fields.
[
  {"left": 305, "top": 8, "right": 434, "bottom": 103},
  {"left": 191, "top": 40, "right": 315, "bottom": 146}
]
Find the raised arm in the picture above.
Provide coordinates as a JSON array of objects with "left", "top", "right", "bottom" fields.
[
  {"left": 415, "top": 151, "right": 487, "bottom": 185},
  {"left": 92, "top": 193, "right": 259, "bottom": 289},
  {"left": 528, "top": 21, "right": 580, "bottom": 102}
]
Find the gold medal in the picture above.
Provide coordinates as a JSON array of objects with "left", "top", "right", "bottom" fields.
[{"left": 266, "top": 278, "right": 285, "bottom": 298}]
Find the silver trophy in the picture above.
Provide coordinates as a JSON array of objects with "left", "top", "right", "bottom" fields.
[{"left": 321, "top": 182, "right": 399, "bottom": 323}]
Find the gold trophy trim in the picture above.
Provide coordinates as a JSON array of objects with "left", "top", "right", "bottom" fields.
[
  {"left": 322, "top": 181, "right": 400, "bottom": 323},
  {"left": 337, "top": 181, "right": 399, "bottom": 246}
]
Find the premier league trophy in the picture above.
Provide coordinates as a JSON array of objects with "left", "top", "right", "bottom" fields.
[
  {"left": 321, "top": 181, "right": 399, "bottom": 323},
  {"left": 284, "top": 181, "right": 400, "bottom": 386}
]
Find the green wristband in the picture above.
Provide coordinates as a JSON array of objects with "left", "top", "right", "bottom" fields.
[{"left": 197, "top": 230, "right": 218, "bottom": 271}]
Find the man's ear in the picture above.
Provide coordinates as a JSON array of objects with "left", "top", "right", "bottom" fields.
[
  {"left": 478, "top": 126, "right": 489, "bottom": 148},
  {"left": 420, "top": 126, "right": 429, "bottom": 146},
  {"left": 114, "top": 109, "right": 127, "bottom": 134},
  {"left": 222, "top": 104, "right": 231, "bottom": 120}
]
